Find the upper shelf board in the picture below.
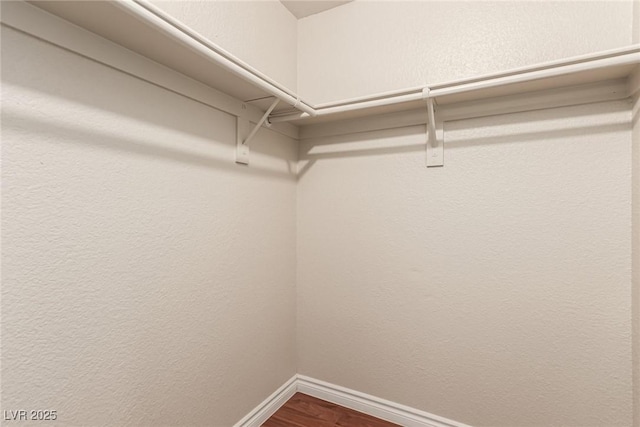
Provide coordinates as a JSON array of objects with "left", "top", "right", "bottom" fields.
[
  {"left": 25, "top": 0, "right": 640, "bottom": 126},
  {"left": 29, "top": 0, "right": 298, "bottom": 115}
]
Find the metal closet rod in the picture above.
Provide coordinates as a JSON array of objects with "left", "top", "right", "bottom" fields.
[
  {"left": 269, "top": 44, "right": 640, "bottom": 123},
  {"left": 122, "top": 0, "right": 316, "bottom": 116}
]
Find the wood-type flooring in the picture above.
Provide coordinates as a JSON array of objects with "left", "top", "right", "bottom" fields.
[{"left": 261, "top": 392, "right": 400, "bottom": 427}]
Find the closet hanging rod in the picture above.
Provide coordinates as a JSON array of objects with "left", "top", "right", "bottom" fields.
[
  {"left": 429, "top": 46, "right": 640, "bottom": 97},
  {"left": 268, "top": 44, "right": 640, "bottom": 123},
  {"left": 118, "top": 0, "right": 316, "bottom": 116},
  {"left": 312, "top": 85, "right": 428, "bottom": 109}
]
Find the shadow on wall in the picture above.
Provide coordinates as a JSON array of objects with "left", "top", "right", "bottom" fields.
[
  {"left": 297, "top": 101, "right": 632, "bottom": 179},
  {"left": 1, "top": 26, "right": 219, "bottom": 145},
  {"left": 1, "top": 110, "right": 296, "bottom": 182},
  {"left": 1, "top": 27, "right": 297, "bottom": 180}
]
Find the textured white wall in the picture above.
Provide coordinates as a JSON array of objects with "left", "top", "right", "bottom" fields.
[
  {"left": 632, "top": 3, "right": 639, "bottom": 422},
  {"left": 1, "top": 26, "right": 297, "bottom": 426},
  {"left": 297, "top": 3, "right": 635, "bottom": 426},
  {"left": 632, "top": 67, "right": 640, "bottom": 427},
  {"left": 151, "top": 0, "right": 298, "bottom": 92},
  {"left": 297, "top": 0, "right": 634, "bottom": 103},
  {"left": 297, "top": 101, "right": 633, "bottom": 426},
  {"left": 632, "top": 5, "right": 640, "bottom": 427},
  {"left": 633, "top": 0, "right": 640, "bottom": 44}
]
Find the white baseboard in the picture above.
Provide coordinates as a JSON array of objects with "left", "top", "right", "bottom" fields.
[
  {"left": 233, "top": 375, "right": 297, "bottom": 427},
  {"left": 297, "top": 375, "right": 472, "bottom": 427},
  {"left": 235, "top": 374, "right": 471, "bottom": 427}
]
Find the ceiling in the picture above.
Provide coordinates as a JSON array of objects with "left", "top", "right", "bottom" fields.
[{"left": 280, "top": 1, "right": 352, "bottom": 19}]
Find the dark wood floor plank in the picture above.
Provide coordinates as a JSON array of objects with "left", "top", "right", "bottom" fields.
[
  {"left": 283, "top": 394, "right": 342, "bottom": 423},
  {"left": 261, "top": 393, "right": 400, "bottom": 427},
  {"left": 335, "top": 410, "right": 400, "bottom": 427},
  {"left": 270, "top": 406, "right": 337, "bottom": 427},
  {"left": 262, "top": 416, "right": 299, "bottom": 427}
]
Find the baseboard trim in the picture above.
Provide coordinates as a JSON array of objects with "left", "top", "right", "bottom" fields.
[
  {"left": 297, "top": 375, "right": 472, "bottom": 427},
  {"left": 233, "top": 375, "right": 297, "bottom": 427},
  {"left": 235, "top": 374, "right": 471, "bottom": 427}
]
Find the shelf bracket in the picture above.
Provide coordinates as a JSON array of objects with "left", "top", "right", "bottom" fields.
[
  {"left": 236, "top": 98, "right": 280, "bottom": 165},
  {"left": 423, "top": 88, "right": 443, "bottom": 167}
]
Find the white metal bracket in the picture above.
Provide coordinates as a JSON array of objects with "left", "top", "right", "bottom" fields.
[
  {"left": 423, "top": 88, "right": 444, "bottom": 167},
  {"left": 236, "top": 98, "right": 280, "bottom": 165},
  {"left": 236, "top": 114, "right": 251, "bottom": 165}
]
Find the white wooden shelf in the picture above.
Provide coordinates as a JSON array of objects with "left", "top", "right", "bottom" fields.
[
  {"left": 3, "top": 0, "right": 639, "bottom": 152},
  {"left": 26, "top": 0, "right": 309, "bottom": 116},
  {"left": 17, "top": 0, "right": 640, "bottom": 125}
]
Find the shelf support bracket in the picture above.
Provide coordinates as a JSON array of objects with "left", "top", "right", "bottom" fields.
[
  {"left": 423, "top": 87, "right": 443, "bottom": 167},
  {"left": 236, "top": 98, "right": 280, "bottom": 165}
]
